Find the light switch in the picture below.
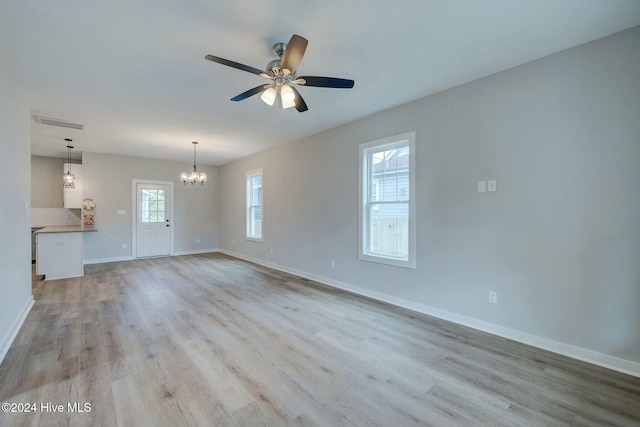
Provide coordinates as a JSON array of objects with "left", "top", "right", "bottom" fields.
[
  {"left": 488, "top": 180, "right": 497, "bottom": 192},
  {"left": 488, "top": 291, "right": 498, "bottom": 304},
  {"left": 478, "top": 181, "right": 487, "bottom": 193}
]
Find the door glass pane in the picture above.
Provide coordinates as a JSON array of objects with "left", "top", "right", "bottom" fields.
[{"left": 141, "top": 188, "right": 167, "bottom": 223}]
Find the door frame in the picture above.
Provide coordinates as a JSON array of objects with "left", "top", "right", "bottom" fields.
[{"left": 131, "top": 179, "right": 175, "bottom": 258}]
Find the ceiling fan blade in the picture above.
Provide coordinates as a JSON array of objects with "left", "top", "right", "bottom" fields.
[
  {"left": 297, "top": 76, "right": 355, "bottom": 88},
  {"left": 205, "top": 54, "right": 264, "bottom": 76},
  {"left": 231, "top": 85, "right": 270, "bottom": 101},
  {"left": 290, "top": 86, "right": 308, "bottom": 112},
  {"left": 280, "top": 34, "right": 308, "bottom": 74}
]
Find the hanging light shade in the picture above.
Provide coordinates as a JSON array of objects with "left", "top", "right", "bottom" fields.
[
  {"left": 63, "top": 139, "right": 76, "bottom": 189},
  {"left": 260, "top": 86, "right": 277, "bottom": 106},
  {"left": 280, "top": 84, "right": 295, "bottom": 103},
  {"left": 280, "top": 85, "right": 297, "bottom": 109},
  {"left": 181, "top": 141, "right": 207, "bottom": 186},
  {"left": 261, "top": 85, "right": 297, "bottom": 109}
]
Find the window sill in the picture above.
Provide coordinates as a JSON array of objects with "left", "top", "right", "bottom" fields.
[{"left": 359, "top": 253, "right": 415, "bottom": 269}]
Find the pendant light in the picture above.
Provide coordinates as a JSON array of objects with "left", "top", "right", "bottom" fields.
[
  {"left": 62, "top": 139, "right": 75, "bottom": 189},
  {"left": 180, "top": 141, "right": 207, "bottom": 186}
]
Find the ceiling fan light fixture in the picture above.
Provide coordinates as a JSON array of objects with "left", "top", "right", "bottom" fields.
[
  {"left": 280, "top": 85, "right": 295, "bottom": 103},
  {"left": 282, "top": 96, "right": 296, "bottom": 110},
  {"left": 261, "top": 87, "right": 277, "bottom": 106}
]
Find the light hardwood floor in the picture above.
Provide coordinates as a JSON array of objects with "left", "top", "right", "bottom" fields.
[{"left": 0, "top": 253, "right": 638, "bottom": 426}]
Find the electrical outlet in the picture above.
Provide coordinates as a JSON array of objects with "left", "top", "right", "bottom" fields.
[
  {"left": 270, "top": 247, "right": 274, "bottom": 254},
  {"left": 331, "top": 260, "right": 335, "bottom": 268},
  {"left": 122, "top": 243, "right": 127, "bottom": 249},
  {"left": 196, "top": 238, "right": 200, "bottom": 244},
  {"left": 488, "top": 291, "right": 498, "bottom": 304}
]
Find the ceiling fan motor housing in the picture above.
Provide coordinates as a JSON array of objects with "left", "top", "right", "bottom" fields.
[
  {"left": 266, "top": 59, "right": 282, "bottom": 74},
  {"left": 272, "top": 42, "right": 286, "bottom": 57}
]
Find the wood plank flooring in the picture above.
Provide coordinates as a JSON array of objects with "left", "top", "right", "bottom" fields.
[{"left": 0, "top": 253, "right": 638, "bottom": 426}]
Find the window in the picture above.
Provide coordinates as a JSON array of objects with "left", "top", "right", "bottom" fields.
[
  {"left": 359, "top": 132, "right": 415, "bottom": 268},
  {"left": 141, "top": 188, "right": 166, "bottom": 223},
  {"left": 246, "top": 168, "right": 263, "bottom": 241}
]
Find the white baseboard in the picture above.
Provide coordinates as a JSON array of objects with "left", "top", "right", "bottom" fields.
[
  {"left": 220, "top": 249, "right": 640, "bottom": 378},
  {"left": 0, "top": 295, "right": 34, "bottom": 365},
  {"left": 84, "top": 255, "right": 135, "bottom": 265},
  {"left": 172, "top": 248, "right": 220, "bottom": 256},
  {"left": 84, "top": 249, "right": 220, "bottom": 265}
]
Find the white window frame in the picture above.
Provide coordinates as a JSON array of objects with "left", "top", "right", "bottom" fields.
[
  {"left": 359, "top": 131, "right": 416, "bottom": 269},
  {"left": 246, "top": 168, "right": 264, "bottom": 242}
]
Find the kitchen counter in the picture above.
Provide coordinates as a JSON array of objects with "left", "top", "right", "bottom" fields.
[
  {"left": 35, "top": 225, "right": 98, "bottom": 234},
  {"left": 35, "top": 226, "right": 98, "bottom": 280}
]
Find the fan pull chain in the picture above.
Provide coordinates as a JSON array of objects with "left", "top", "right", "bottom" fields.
[{"left": 279, "top": 93, "right": 284, "bottom": 122}]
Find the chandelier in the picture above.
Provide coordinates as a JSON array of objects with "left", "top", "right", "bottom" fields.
[
  {"left": 62, "top": 139, "right": 75, "bottom": 189},
  {"left": 180, "top": 141, "right": 207, "bottom": 186}
]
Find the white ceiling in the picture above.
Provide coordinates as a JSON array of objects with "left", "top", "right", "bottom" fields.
[{"left": 1, "top": 1, "right": 639, "bottom": 166}]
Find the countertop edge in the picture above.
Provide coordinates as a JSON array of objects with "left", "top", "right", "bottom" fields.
[{"left": 35, "top": 226, "right": 98, "bottom": 234}]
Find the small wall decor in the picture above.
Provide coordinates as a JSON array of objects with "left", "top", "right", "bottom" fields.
[{"left": 82, "top": 198, "right": 95, "bottom": 226}]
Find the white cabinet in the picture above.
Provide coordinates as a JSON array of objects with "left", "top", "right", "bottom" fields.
[
  {"left": 63, "top": 163, "right": 83, "bottom": 208},
  {"left": 36, "top": 231, "right": 84, "bottom": 280}
]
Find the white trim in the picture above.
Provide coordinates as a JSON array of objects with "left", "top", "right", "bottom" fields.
[
  {"left": 219, "top": 249, "right": 640, "bottom": 378},
  {"left": 246, "top": 168, "right": 264, "bottom": 241},
  {"left": 84, "top": 250, "right": 220, "bottom": 265},
  {"left": 132, "top": 180, "right": 175, "bottom": 258},
  {"left": 84, "top": 255, "right": 136, "bottom": 265},
  {"left": 172, "top": 248, "right": 220, "bottom": 256},
  {"left": 0, "top": 296, "right": 34, "bottom": 365},
  {"left": 359, "top": 131, "right": 416, "bottom": 269}
]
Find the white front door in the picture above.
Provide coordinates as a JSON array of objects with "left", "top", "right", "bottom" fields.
[{"left": 136, "top": 182, "right": 172, "bottom": 258}]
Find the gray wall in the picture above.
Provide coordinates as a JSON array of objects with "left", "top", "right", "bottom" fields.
[
  {"left": 82, "top": 152, "right": 219, "bottom": 261},
  {"left": 219, "top": 27, "right": 640, "bottom": 363},
  {"left": 0, "top": 59, "right": 32, "bottom": 354},
  {"left": 31, "top": 156, "right": 65, "bottom": 207},
  {"left": 31, "top": 156, "right": 81, "bottom": 208}
]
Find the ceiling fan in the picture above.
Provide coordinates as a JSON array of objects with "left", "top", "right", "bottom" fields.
[{"left": 205, "top": 34, "right": 354, "bottom": 113}]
